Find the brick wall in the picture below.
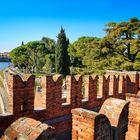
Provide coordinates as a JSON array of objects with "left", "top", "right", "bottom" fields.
[
  {"left": 99, "top": 98, "right": 130, "bottom": 140},
  {"left": 71, "top": 98, "right": 130, "bottom": 140},
  {"left": 2, "top": 117, "right": 55, "bottom": 140},
  {"left": 0, "top": 71, "right": 139, "bottom": 138},
  {"left": 126, "top": 93, "right": 140, "bottom": 140},
  {"left": 71, "top": 108, "right": 112, "bottom": 140},
  {"left": 106, "top": 71, "right": 139, "bottom": 94}
]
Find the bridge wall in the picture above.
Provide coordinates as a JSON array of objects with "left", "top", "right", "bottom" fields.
[{"left": 0, "top": 71, "right": 139, "bottom": 138}]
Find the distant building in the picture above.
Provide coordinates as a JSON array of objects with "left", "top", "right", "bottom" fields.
[
  {"left": 0, "top": 52, "right": 10, "bottom": 62},
  {"left": 0, "top": 52, "right": 10, "bottom": 57}
]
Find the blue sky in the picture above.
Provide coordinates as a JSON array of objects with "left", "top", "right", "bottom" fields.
[{"left": 0, "top": 0, "right": 140, "bottom": 52}]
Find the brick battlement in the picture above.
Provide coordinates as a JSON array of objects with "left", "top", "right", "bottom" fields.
[
  {"left": 0, "top": 71, "right": 139, "bottom": 138},
  {"left": 125, "top": 93, "right": 140, "bottom": 140},
  {"left": 71, "top": 98, "right": 130, "bottom": 140}
]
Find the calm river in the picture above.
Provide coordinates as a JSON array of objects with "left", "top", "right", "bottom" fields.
[{"left": 0, "top": 62, "right": 11, "bottom": 70}]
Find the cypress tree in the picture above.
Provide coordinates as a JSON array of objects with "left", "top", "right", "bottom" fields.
[
  {"left": 21, "top": 41, "right": 24, "bottom": 45},
  {"left": 55, "top": 27, "right": 70, "bottom": 75}
]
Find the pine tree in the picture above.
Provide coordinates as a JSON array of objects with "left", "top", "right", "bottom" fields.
[{"left": 55, "top": 27, "right": 70, "bottom": 75}]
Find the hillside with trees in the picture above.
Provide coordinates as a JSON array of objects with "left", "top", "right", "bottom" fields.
[{"left": 10, "top": 17, "right": 140, "bottom": 75}]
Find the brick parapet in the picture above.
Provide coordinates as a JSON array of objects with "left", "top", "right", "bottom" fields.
[
  {"left": 99, "top": 98, "right": 130, "bottom": 140},
  {"left": 2, "top": 117, "right": 55, "bottom": 140},
  {"left": 0, "top": 72, "right": 138, "bottom": 136},
  {"left": 71, "top": 108, "right": 112, "bottom": 140},
  {"left": 72, "top": 98, "right": 130, "bottom": 140},
  {"left": 126, "top": 93, "right": 140, "bottom": 140},
  {"left": 106, "top": 71, "right": 139, "bottom": 94}
]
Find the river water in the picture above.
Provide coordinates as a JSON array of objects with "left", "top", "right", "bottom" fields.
[{"left": 0, "top": 62, "right": 11, "bottom": 70}]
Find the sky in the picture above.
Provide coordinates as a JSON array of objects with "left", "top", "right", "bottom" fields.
[{"left": 0, "top": 0, "right": 140, "bottom": 52}]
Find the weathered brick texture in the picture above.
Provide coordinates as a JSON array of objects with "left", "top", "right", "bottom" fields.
[
  {"left": 2, "top": 117, "right": 55, "bottom": 140},
  {"left": 72, "top": 98, "right": 130, "bottom": 140},
  {"left": 71, "top": 108, "right": 112, "bottom": 140},
  {"left": 6, "top": 73, "right": 35, "bottom": 114},
  {"left": 99, "top": 98, "right": 130, "bottom": 140},
  {"left": 0, "top": 71, "right": 139, "bottom": 139},
  {"left": 66, "top": 75, "right": 83, "bottom": 108},
  {"left": 126, "top": 93, "right": 140, "bottom": 140},
  {"left": 106, "top": 71, "right": 139, "bottom": 94},
  {"left": 45, "top": 75, "right": 63, "bottom": 118}
]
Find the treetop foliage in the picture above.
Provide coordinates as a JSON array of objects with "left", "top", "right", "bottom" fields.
[
  {"left": 55, "top": 27, "right": 70, "bottom": 75},
  {"left": 10, "top": 17, "right": 140, "bottom": 75}
]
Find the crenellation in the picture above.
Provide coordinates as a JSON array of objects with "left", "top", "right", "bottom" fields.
[
  {"left": 82, "top": 75, "right": 98, "bottom": 108},
  {"left": 103, "top": 75, "right": 110, "bottom": 99},
  {"left": 23, "top": 75, "right": 35, "bottom": 111},
  {"left": 45, "top": 75, "right": 63, "bottom": 118},
  {"left": 0, "top": 71, "right": 140, "bottom": 139},
  {"left": 113, "top": 75, "right": 119, "bottom": 97},
  {"left": 118, "top": 75, "right": 123, "bottom": 94},
  {"left": 108, "top": 75, "right": 114, "bottom": 96},
  {"left": 97, "top": 75, "right": 103, "bottom": 99},
  {"left": 66, "top": 75, "right": 83, "bottom": 108},
  {"left": 39, "top": 76, "right": 48, "bottom": 109}
]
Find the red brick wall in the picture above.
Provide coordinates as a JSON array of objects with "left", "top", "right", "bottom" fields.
[
  {"left": 45, "top": 75, "right": 63, "bottom": 118},
  {"left": 71, "top": 97, "right": 130, "bottom": 140},
  {"left": 99, "top": 98, "right": 130, "bottom": 140},
  {"left": 106, "top": 71, "right": 139, "bottom": 94},
  {"left": 126, "top": 94, "right": 140, "bottom": 140},
  {"left": 0, "top": 72, "right": 139, "bottom": 136},
  {"left": 7, "top": 74, "right": 35, "bottom": 114},
  {"left": 71, "top": 108, "right": 112, "bottom": 140}
]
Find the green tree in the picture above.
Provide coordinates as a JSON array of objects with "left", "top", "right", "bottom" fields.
[
  {"left": 10, "top": 45, "right": 30, "bottom": 70},
  {"left": 43, "top": 54, "right": 55, "bottom": 74},
  {"left": 55, "top": 27, "right": 70, "bottom": 75},
  {"left": 104, "top": 17, "right": 140, "bottom": 62},
  {"left": 25, "top": 41, "right": 47, "bottom": 73},
  {"left": 41, "top": 37, "right": 56, "bottom": 73},
  {"left": 10, "top": 37, "right": 57, "bottom": 74},
  {"left": 21, "top": 41, "right": 24, "bottom": 46},
  {"left": 10, "top": 41, "right": 47, "bottom": 73},
  {"left": 41, "top": 37, "right": 56, "bottom": 53},
  {"left": 68, "top": 36, "right": 102, "bottom": 74},
  {"left": 10, "top": 17, "right": 140, "bottom": 75},
  {"left": 101, "top": 17, "right": 140, "bottom": 70}
]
